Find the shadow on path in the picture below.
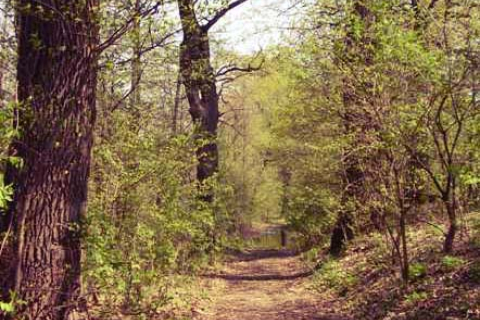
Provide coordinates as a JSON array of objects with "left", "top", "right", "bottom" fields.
[
  {"left": 203, "top": 248, "right": 314, "bottom": 281},
  {"left": 198, "top": 247, "right": 352, "bottom": 320},
  {"left": 203, "top": 270, "right": 314, "bottom": 281},
  {"left": 225, "top": 248, "right": 300, "bottom": 262}
]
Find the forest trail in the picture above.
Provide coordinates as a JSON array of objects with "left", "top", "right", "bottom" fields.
[{"left": 196, "top": 248, "right": 349, "bottom": 320}]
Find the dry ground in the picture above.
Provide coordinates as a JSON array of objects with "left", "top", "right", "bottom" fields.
[{"left": 195, "top": 249, "right": 349, "bottom": 320}]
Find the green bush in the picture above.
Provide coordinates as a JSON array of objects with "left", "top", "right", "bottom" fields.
[
  {"left": 405, "top": 290, "right": 428, "bottom": 304},
  {"left": 0, "top": 175, "right": 13, "bottom": 209},
  {"left": 313, "top": 260, "right": 357, "bottom": 296},
  {"left": 441, "top": 256, "right": 465, "bottom": 271},
  {"left": 83, "top": 115, "right": 219, "bottom": 317},
  {"left": 0, "top": 301, "right": 14, "bottom": 314},
  {"left": 409, "top": 263, "right": 427, "bottom": 280}
]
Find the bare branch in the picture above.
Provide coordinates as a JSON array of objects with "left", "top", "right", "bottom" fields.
[
  {"left": 100, "top": 30, "right": 179, "bottom": 68},
  {"left": 109, "top": 68, "right": 145, "bottom": 112},
  {"left": 96, "top": 2, "right": 162, "bottom": 53},
  {"left": 201, "top": 0, "right": 249, "bottom": 31},
  {"left": 219, "top": 119, "right": 245, "bottom": 137},
  {"left": 216, "top": 58, "right": 264, "bottom": 77}
]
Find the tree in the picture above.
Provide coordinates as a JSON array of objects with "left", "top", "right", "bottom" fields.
[
  {"left": 405, "top": 0, "right": 479, "bottom": 253},
  {"left": 177, "top": 0, "right": 247, "bottom": 201},
  {"left": 329, "top": 0, "right": 375, "bottom": 256},
  {"left": 2, "top": 0, "right": 99, "bottom": 318}
]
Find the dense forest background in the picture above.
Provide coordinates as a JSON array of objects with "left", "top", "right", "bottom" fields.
[{"left": 0, "top": 0, "right": 479, "bottom": 319}]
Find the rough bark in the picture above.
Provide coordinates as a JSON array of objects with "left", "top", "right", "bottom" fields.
[
  {"left": 1, "top": 1, "right": 98, "bottom": 319},
  {"left": 177, "top": 0, "right": 220, "bottom": 199}
]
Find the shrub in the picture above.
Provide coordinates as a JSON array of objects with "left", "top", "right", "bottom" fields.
[
  {"left": 313, "top": 259, "right": 357, "bottom": 296},
  {"left": 441, "top": 256, "right": 465, "bottom": 271},
  {"left": 405, "top": 291, "right": 428, "bottom": 304},
  {"left": 409, "top": 263, "right": 427, "bottom": 280}
]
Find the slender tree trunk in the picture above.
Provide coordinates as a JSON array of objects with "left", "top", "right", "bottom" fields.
[
  {"left": 172, "top": 72, "right": 182, "bottom": 135},
  {"left": 1, "top": 1, "right": 98, "bottom": 319},
  {"left": 130, "top": 0, "right": 142, "bottom": 130},
  {"left": 398, "top": 192, "right": 409, "bottom": 285},
  {"left": 123, "top": 10, "right": 143, "bottom": 303},
  {"left": 443, "top": 194, "right": 457, "bottom": 253}
]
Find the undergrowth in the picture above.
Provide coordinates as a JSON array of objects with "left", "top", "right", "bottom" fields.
[{"left": 311, "top": 213, "right": 480, "bottom": 320}]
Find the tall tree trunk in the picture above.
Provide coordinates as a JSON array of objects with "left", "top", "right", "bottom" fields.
[
  {"left": 329, "top": 0, "right": 373, "bottom": 256},
  {"left": 1, "top": 1, "right": 98, "bottom": 319},
  {"left": 178, "top": 0, "right": 219, "bottom": 200}
]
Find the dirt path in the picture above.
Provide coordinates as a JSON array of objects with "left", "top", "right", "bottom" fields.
[{"left": 196, "top": 249, "right": 348, "bottom": 320}]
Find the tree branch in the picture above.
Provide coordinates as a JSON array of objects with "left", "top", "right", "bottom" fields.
[
  {"left": 428, "top": 0, "right": 440, "bottom": 10},
  {"left": 201, "top": 0, "right": 249, "bottom": 31},
  {"left": 96, "top": 1, "right": 161, "bottom": 53},
  {"left": 217, "top": 51, "right": 265, "bottom": 78},
  {"left": 217, "top": 64, "right": 259, "bottom": 77},
  {"left": 219, "top": 119, "right": 245, "bottom": 137}
]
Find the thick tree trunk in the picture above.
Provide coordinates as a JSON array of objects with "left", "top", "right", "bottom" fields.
[
  {"left": 1, "top": 1, "right": 98, "bottom": 319},
  {"left": 329, "top": 135, "right": 359, "bottom": 257},
  {"left": 329, "top": 0, "right": 375, "bottom": 255},
  {"left": 329, "top": 211, "right": 354, "bottom": 256},
  {"left": 178, "top": 0, "right": 219, "bottom": 199}
]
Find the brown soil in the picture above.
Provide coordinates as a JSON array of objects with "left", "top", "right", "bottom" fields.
[{"left": 195, "top": 249, "right": 350, "bottom": 320}]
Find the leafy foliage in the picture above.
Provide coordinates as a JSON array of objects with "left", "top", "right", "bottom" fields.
[
  {"left": 409, "top": 263, "right": 427, "bottom": 281},
  {"left": 313, "top": 259, "right": 358, "bottom": 296},
  {"left": 441, "top": 256, "right": 466, "bottom": 271}
]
